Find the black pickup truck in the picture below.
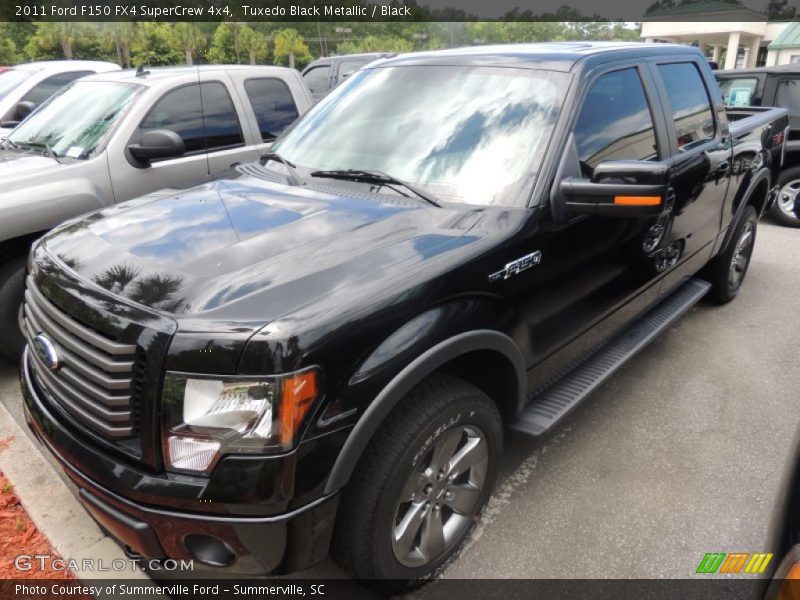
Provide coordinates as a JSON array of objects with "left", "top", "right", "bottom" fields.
[
  {"left": 19, "top": 43, "right": 787, "bottom": 588},
  {"left": 716, "top": 65, "right": 800, "bottom": 226}
]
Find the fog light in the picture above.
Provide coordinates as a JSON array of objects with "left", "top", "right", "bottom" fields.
[
  {"left": 183, "top": 533, "right": 236, "bottom": 567},
  {"left": 166, "top": 436, "right": 220, "bottom": 473}
]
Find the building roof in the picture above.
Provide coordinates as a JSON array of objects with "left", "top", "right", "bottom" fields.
[
  {"left": 644, "top": 0, "right": 766, "bottom": 21},
  {"left": 769, "top": 21, "right": 800, "bottom": 49}
]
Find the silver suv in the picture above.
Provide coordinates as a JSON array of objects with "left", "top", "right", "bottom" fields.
[{"left": 0, "top": 64, "right": 314, "bottom": 360}]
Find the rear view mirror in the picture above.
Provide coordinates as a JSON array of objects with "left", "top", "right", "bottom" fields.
[
  {"left": 551, "top": 134, "right": 670, "bottom": 220},
  {"left": 127, "top": 129, "right": 185, "bottom": 166}
]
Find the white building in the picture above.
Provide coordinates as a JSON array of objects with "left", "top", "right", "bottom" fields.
[{"left": 640, "top": 1, "right": 800, "bottom": 69}]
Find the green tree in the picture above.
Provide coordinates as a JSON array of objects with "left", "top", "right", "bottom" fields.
[
  {"left": 26, "top": 22, "right": 79, "bottom": 60},
  {"left": 767, "top": 0, "right": 797, "bottom": 19},
  {"left": 273, "top": 28, "right": 310, "bottom": 69},
  {"left": 170, "top": 23, "right": 206, "bottom": 66},
  {"left": 0, "top": 24, "right": 19, "bottom": 64},
  {"left": 131, "top": 23, "right": 181, "bottom": 67},
  {"left": 207, "top": 22, "right": 244, "bottom": 64},
  {"left": 238, "top": 25, "right": 268, "bottom": 65}
]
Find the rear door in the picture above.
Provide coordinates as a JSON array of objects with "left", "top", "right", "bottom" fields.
[
  {"left": 649, "top": 59, "right": 732, "bottom": 292},
  {"left": 302, "top": 63, "right": 333, "bottom": 100}
]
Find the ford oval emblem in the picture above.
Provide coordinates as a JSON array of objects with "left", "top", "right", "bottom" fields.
[{"left": 32, "top": 334, "right": 60, "bottom": 371}]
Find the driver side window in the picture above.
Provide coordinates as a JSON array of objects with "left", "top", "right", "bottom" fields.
[{"left": 573, "top": 68, "right": 658, "bottom": 177}]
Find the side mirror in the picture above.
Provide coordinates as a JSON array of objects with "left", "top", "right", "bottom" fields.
[
  {"left": 14, "top": 101, "right": 35, "bottom": 122},
  {"left": 550, "top": 134, "right": 670, "bottom": 220},
  {"left": 0, "top": 101, "right": 36, "bottom": 128},
  {"left": 127, "top": 129, "right": 185, "bottom": 166}
]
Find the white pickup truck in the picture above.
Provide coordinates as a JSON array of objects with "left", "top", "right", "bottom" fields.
[{"left": 0, "top": 64, "right": 314, "bottom": 360}]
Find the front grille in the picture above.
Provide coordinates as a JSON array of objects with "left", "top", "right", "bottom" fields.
[{"left": 23, "top": 276, "right": 139, "bottom": 440}]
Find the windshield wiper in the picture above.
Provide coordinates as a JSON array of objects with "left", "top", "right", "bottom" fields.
[
  {"left": 310, "top": 169, "right": 441, "bottom": 207},
  {"left": 16, "top": 140, "right": 64, "bottom": 163},
  {"left": 260, "top": 151, "right": 301, "bottom": 186}
]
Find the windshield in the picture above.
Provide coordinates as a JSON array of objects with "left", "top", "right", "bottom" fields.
[
  {"left": 718, "top": 77, "right": 759, "bottom": 107},
  {"left": 0, "top": 69, "right": 33, "bottom": 102},
  {"left": 8, "top": 80, "right": 141, "bottom": 159},
  {"left": 275, "top": 65, "right": 569, "bottom": 207}
]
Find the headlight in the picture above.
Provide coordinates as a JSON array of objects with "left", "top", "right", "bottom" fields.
[{"left": 161, "top": 367, "right": 320, "bottom": 474}]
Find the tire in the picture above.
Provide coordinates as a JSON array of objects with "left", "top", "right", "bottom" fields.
[
  {"left": 0, "top": 256, "right": 26, "bottom": 363},
  {"left": 332, "top": 373, "right": 502, "bottom": 591},
  {"left": 770, "top": 166, "right": 800, "bottom": 228},
  {"left": 706, "top": 205, "right": 758, "bottom": 304}
]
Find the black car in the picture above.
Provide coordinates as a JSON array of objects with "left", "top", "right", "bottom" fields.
[
  {"left": 301, "top": 52, "right": 394, "bottom": 100},
  {"left": 20, "top": 43, "right": 787, "bottom": 590},
  {"left": 716, "top": 65, "right": 800, "bottom": 227}
]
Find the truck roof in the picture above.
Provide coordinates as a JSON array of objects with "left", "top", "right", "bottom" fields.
[
  {"left": 715, "top": 64, "right": 800, "bottom": 77},
  {"left": 80, "top": 64, "right": 298, "bottom": 87},
  {"left": 378, "top": 42, "right": 703, "bottom": 72},
  {"left": 9, "top": 60, "right": 120, "bottom": 73}
]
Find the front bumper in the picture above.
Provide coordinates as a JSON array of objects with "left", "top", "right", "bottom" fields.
[{"left": 20, "top": 348, "right": 339, "bottom": 574}]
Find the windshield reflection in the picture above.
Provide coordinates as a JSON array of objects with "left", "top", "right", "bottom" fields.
[
  {"left": 275, "top": 65, "right": 569, "bottom": 207},
  {"left": 8, "top": 80, "right": 141, "bottom": 158}
]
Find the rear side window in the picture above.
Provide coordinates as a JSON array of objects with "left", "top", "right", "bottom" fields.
[
  {"left": 573, "top": 68, "right": 658, "bottom": 173},
  {"left": 718, "top": 77, "right": 759, "bottom": 107},
  {"left": 243, "top": 78, "right": 299, "bottom": 141},
  {"left": 302, "top": 65, "right": 331, "bottom": 95},
  {"left": 657, "top": 63, "right": 715, "bottom": 151},
  {"left": 139, "top": 82, "right": 243, "bottom": 154},
  {"left": 776, "top": 79, "right": 800, "bottom": 117},
  {"left": 22, "top": 71, "right": 92, "bottom": 106}
]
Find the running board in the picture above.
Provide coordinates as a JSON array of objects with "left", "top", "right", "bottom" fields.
[{"left": 510, "top": 277, "right": 711, "bottom": 437}]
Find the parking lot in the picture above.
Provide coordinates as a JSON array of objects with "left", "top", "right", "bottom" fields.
[{"left": 1, "top": 220, "right": 799, "bottom": 584}]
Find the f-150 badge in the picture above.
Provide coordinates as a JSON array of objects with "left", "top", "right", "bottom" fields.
[{"left": 489, "top": 251, "right": 542, "bottom": 282}]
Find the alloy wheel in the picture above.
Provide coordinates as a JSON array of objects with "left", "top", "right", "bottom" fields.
[
  {"left": 729, "top": 221, "right": 754, "bottom": 291},
  {"left": 391, "top": 425, "right": 488, "bottom": 568}
]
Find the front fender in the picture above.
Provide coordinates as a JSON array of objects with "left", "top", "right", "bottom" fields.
[
  {"left": 323, "top": 323, "right": 526, "bottom": 495},
  {"left": 0, "top": 177, "right": 110, "bottom": 242}
]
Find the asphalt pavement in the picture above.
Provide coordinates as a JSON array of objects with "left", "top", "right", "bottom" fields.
[{"left": 1, "top": 220, "right": 799, "bottom": 586}]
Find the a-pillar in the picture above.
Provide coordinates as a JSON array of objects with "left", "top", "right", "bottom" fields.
[{"left": 712, "top": 45, "right": 722, "bottom": 64}]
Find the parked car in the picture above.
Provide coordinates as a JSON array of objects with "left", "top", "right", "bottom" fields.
[
  {"left": 301, "top": 52, "right": 394, "bottom": 100},
  {"left": 0, "top": 64, "right": 313, "bottom": 360},
  {"left": 716, "top": 65, "right": 800, "bottom": 227},
  {"left": 19, "top": 43, "right": 786, "bottom": 589},
  {"left": 0, "top": 60, "right": 120, "bottom": 137}
]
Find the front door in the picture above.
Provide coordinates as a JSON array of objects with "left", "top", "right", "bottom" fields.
[{"left": 532, "top": 64, "right": 672, "bottom": 382}]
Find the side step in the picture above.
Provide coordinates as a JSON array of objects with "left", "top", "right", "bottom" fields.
[{"left": 510, "top": 277, "right": 711, "bottom": 437}]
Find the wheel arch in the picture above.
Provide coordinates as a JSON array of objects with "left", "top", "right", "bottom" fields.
[{"left": 323, "top": 330, "right": 526, "bottom": 495}]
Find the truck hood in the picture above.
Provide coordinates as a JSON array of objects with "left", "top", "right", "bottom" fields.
[
  {"left": 0, "top": 148, "right": 60, "bottom": 180},
  {"left": 40, "top": 176, "right": 486, "bottom": 329}
]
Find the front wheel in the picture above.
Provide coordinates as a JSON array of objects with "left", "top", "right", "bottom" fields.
[
  {"left": 706, "top": 205, "right": 758, "bottom": 304},
  {"left": 0, "top": 256, "right": 26, "bottom": 362},
  {"left": 332, "top": 374, "right": 502, "bottom": 591}
]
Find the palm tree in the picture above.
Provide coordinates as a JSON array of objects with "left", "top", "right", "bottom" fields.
[
  {"left": 239, "top": 26, "right": 268, "bottom": 65},
  {"left": 170, "top": 23, "right": 205, "bottom": 66},
  {"left": 106, "top": 22, "right": 136, "bottom": 68},
  {"left": 31, "top": 22, "right": 78, "bottom": 60},
  {"left": 274, "top": 29, "right": 308, "bottom": 69}
]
